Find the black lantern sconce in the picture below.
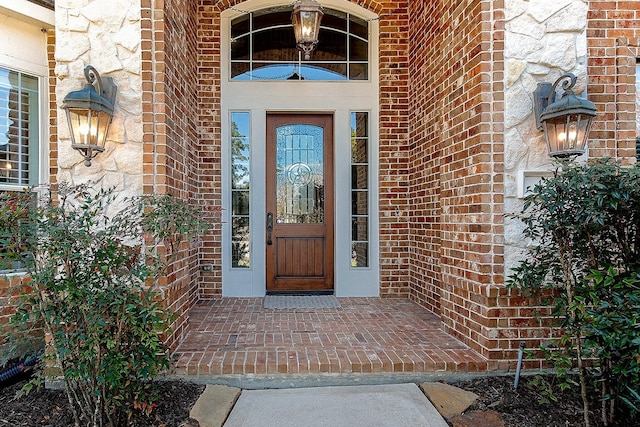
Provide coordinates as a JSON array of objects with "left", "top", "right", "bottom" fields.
[
  {"left": 62, "top": 65, "right": 117, "bottom": 167},
  {"left": 292, "top": 0, "right": 324, "bottom": 60},
  {"left": 533, "top": 73, "right": 597, "bottom": 158}
]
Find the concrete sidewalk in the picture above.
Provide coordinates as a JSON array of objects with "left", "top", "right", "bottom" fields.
[{"left": 192, "top": 383, "right": 449, "bottom": 427}]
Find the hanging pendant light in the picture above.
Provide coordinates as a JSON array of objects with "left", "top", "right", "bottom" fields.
[{"left": 292, "top": 0, "right": 324, "bottom": 60}]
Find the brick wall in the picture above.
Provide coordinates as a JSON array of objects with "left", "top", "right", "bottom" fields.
[
  {"left": 377, "top": 1, "right": 412, "bottom": 297},
  {"left": 587, "top": 0, "right": 640, "bottom": 160},
  {"left": 47, "top": 30, "right": 57, "bottom": 186},
  {"left": 197, "top": 1, "right": 223, "bottom": 299},
  {"left": 0, "top": 276, "right": 42, "bottom": 366},
  {"left": 141, "top": 0, "right": 204, "bottom": 349},
  {"left": 407, "top": 0, "right": 510, "bottom": 362}
]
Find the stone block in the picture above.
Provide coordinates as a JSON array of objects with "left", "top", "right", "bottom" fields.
[
  {"left": 419, "top": 382, "right": 479, "bottom": 419},
  {"left": 190, "top": 384, "right": 241, "bottom": 427},
  {"left": 450, "top": 410, "right": 505, "bottom": 427}
]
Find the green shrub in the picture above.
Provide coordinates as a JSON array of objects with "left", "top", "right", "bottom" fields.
[
  {"left": 1, "top": 183, "right": 209, "bottom": 427},
  {"left": 507, "top": 159, "right": 640, "bottom": 427}
]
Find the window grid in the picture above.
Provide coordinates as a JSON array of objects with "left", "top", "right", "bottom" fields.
[
  {"left": 231, "top": 8, "right": 368, "bottom": 81},
  {"left": 0, "top": 67, "right": 39, "bottom": 188},
  {"left": 230, "top": 112, "right": 251, "bottom": 268},
  {"left": 350, "top": 111, "right": 369, "bottom": 268}
]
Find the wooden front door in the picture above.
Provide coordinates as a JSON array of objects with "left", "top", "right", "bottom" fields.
[{"left": 266, "top": 114, "right": 334, "bottom": 293}]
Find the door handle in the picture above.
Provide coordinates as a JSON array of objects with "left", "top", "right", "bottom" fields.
[{"left": 266, "top": 212, "right": 273, "bottom": 245}]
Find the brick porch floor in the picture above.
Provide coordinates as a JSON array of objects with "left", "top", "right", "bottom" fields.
[{"left": 173, "top": 298, "right": 499, "bottom": 377}]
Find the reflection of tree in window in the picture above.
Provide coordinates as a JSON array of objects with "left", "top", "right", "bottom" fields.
[
  {"left": 231, "top": 120, "right": 249, "bottom": 190},
  {"left": 231, "top": 114, "right": 251, "bottom": 268}
]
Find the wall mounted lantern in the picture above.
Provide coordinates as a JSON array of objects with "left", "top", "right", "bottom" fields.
[
  {"left": 62, "top": 65, "right": 117, "bottom": 167},
  {"left": 292, "top": 0, "right": 324, "bottom": 60},
  {"left": 533, "top": 73, "right": 597, "bottom": 158}
]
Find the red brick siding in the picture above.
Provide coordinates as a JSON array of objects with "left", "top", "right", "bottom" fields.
[
  {"left": 141, "top": 0, "right": 203, "bottom": 349},
  {"left": 47, "top": 30, "right": 57, "bottom": 185},
  {"left": 377, "top": 2, "right": 411, "bottom": 297},
  {"left": 407, "top": 0, "right": 508, "bottom": 360},
  {"left": 196, "top": 1, "right": 223, "bottom": 300},
  {"left": 587, "top": 0, "right": 639, "bottom": 160}
]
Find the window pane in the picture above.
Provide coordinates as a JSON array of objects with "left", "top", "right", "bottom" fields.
[
  {"left": 351, "top": 242, "right": 368, "bottom": 268},
  {"left": 351, "top": 165, "right": 368, "bottom": 189},
  {"left": 351, "top": 216, "right": 368, "bottom": 241},
  {"left": 231, "top": 35, "right": 250, "bottom": 60},
  {"left": 350, "top": 16, "right": 368, "bottom": 39},
  {"left": 232, "top": 190, "right": 250, "bottom": 215},
  {"left": 231, "top": 15, "right": 250, "bottom": 39},
  {"left": 349, "top": 37, "right": 368, "bottom": 61},
  {"left": 349, "top": 63, "right": 368, "bottom": 80},
  {"left": 323, "top": 10, "right": 347, "bottom": 32},
  {"left": 316, "top": 29, "right": 346, "bottom": 61},
  {"left": 351, "top": 190, "right": 368, "bottom": 215},
  {"left": 231, "top": 112, "right": 251, "bottom": 268},
  {"left": 253, "top": 28, "right": 296, "bottom": 59}
]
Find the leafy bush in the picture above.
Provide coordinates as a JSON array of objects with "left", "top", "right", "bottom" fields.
[
  {"left": 0, "top": 183, "right": 209, "bottom": 427},
  {"left": 507, "top": 159, "right": 640, "bottom": 427}
]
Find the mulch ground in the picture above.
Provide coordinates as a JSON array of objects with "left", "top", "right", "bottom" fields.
[
  {"left": 1, "top": 371, "right": 637, "bottom": 426},
  {"left": 0, "top": 372, "right": 204, "bottom": 426},
  {"left": 453, "top": 375, "right": 637, "bottom": 427}
]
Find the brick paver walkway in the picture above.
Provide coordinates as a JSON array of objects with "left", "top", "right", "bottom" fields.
[{"left": 173, "top": 298, "right": 495, "bottom": 377}]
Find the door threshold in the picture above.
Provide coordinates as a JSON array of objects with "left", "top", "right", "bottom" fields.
[{"left": 266, "top": 290, "right": 334, "bottom": 296}]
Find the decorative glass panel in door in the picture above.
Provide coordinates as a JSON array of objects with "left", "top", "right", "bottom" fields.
[{"left": 276, "top": 124, "right": 324, "bottom": 224}]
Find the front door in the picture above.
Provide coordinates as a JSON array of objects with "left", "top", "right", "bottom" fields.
[{"left": 266, "top": 114, "right": 334, "bottom": 292}]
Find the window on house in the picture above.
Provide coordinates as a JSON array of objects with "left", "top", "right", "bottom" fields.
[
  {"left": 230, "top": 112, "right": 251, "bottom": 268},
  {"left": 0, "top": 67, "right": 40, "bottom": 188},
  {"left": 351, "top": 112, "right": 369, "bottom": 268},
  {"left": 231, "top": 7, "right": 369, "bottom": 81},
  {"left": 636, "top": 58, "right": 639, "bottom": 160}
]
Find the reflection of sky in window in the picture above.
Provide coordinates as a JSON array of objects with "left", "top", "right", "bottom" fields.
[
  {"left": 233, "top": 64, "right": 347, "bottom": 81},
  {"left": 232, "top": 111, "right": 250, "bottom": 137}
]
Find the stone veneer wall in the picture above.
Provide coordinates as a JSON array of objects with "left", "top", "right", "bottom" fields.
[
  {"left": 54, "top": 0, "right": 201, "bottom": 349},
  {"left": 55, "top": 0, "right": 144, "bottom": 195},
  {"left": 500, "top": 0, "right": 591, "bottom": 368}
]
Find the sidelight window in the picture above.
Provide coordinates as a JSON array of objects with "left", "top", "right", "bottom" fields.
[
  {"left": 230, "top": 112, "right": 251, "bottom": 268},
  {"left": 350, "top": 111, "right": 369, "bottom": 268}
]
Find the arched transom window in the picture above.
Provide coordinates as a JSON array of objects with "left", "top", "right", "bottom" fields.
[{"left": 231, "top": 6, "right": 369, "bottom": 81}]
